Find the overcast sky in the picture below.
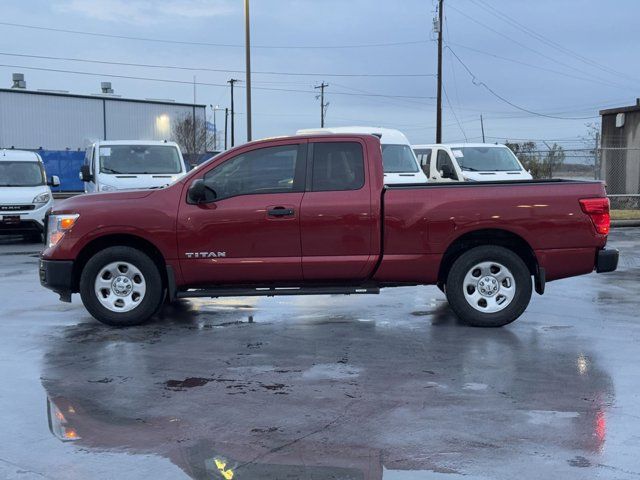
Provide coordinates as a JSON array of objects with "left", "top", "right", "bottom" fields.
[{"left": 1, "top": 0, "right": 638, "bottom": 148}]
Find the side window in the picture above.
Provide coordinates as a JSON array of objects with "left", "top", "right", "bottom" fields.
[
  {"left": 203, "top": 144, "right": 301, "bottom": 200},
  {"left": 311, "top": 142, "right": 365, "bottom": 192},
  {"left": 415, "top": 148, "right": 432, "bottom": 175},
  {"left": 436, "top": 150, "right": 458, "bottom": 178}
]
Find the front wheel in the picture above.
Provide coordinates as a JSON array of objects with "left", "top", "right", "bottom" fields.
[
  {"left": 80, "top": 246, "right": 163, "bottom": 327},
  {"left": 445, "top": 246, "right": 532, "bottom": 327}
]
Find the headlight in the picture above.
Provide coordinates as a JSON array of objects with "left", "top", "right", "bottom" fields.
[
  {"left": 47, "top": 214, "right": 79, "bottom": 248},
  {"left": 33, "top": 192, "right": 51, "bottom": 204},
  {"left": 99, "top": 184, "right": 118, "bottom": 192}
]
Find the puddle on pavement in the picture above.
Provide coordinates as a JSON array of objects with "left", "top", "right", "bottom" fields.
[{"left": 38, "top": 300, "right": 620, "bottom": 479}]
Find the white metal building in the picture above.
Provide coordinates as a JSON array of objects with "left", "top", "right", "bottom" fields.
[{"left": 0, "top": 87, "right": 206, "bottom": 151}]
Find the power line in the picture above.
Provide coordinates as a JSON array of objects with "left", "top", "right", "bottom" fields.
[
  {"left": 0, "top": 21, "right": 428, "bottom": 50},
  {"left": 0, "top": 51, "right": 436, "bottom": 78},
  {"left": 446, "top": 3, "right": 635, "bottom": 91},
  {"left": 469, "top": 0, "right": 640, "bottom": 84},
  {"left": 443, "top": 84, "right": 468, "bottom": 141},
  {"left": 0, "top": 63, "right": 435, "bottom": 100},
  {"left": 444, "top": 47, "right": 598, "bottom": 120},
  {"left": 445, "top": 42, "right": 633, "bottom": 90},
  {"left": 329, "top": 81, "right": 433, "bottom": 111}
]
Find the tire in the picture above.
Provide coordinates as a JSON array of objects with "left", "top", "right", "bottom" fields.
[
  {"left": 445, "top": 246, "right": 532, "bottom": 327},
  {"left": 79, "top": 246, "right": 163, "bottom": 327}
]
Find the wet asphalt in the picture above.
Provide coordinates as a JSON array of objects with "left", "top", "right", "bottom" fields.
[{"left": 0, "top": 229, "right": 639, "bottom": 480}]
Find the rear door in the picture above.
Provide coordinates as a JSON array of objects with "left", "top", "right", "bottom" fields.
[
  {"left": 300, "top": 139, "right": 377, "bottom": 281},
  {"left": 177, "top": 140, "right": 307, "bottom": 285}
]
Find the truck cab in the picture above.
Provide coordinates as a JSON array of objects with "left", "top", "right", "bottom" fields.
[
  {"left": 413, "top": 143, "right": 532, "bottom": 182},
  {"left": 79, "top": 140, "right": 187, "bottom": 193}
]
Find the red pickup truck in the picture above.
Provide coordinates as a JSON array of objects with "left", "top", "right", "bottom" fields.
[{"left": 40, "top": 134, "right": 618, "bottom": 328}]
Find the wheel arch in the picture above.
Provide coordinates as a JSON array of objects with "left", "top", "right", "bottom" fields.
[
  {"left": 438, "top": 228, "right": 540, "bottom": 287},
  {"left": 72, "top": 234, "right": 168, "bottom": 292}
]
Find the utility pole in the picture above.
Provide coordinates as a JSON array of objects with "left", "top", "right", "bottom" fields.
[
  {"left": 480, "top": 114, "right": 485, "bottom": 143},
  {"left": 436, "top": 0, "right": 443, "bottom": 143},
  {"left": 315, "top": 82, "right": 329, "bottom": 127},
  {"left": 244, "top": 0, "right": 252, "bottom": 142},
  {"left": 228, "top": 79, "right": 239, "bottom": 147},
  {"left": 224, "top": 107, "right": 229, "bottom": 150}
]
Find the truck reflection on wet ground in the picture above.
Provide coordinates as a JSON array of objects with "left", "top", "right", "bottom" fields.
[{"left": 41, "top": 299, "right": 615, "bottom": 479}]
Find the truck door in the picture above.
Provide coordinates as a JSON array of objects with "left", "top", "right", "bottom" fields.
[
  {"left": 177, "top": 141, "right": 307, "bottom": 285},
  {"left": 431, "top": 149, "right": 460, "bottom": 182},
  {"left": 300, "top": 139, "right": 376, "bottom": 281}
]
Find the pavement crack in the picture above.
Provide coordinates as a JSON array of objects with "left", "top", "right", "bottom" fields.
[{"left": 236, "top": 401, "right": 355, "bottom": 471}]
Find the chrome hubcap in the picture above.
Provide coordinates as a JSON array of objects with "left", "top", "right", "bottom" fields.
[
  {"left": 94, "top": 261, "right": 146, "bottom": 313},
  {"left": 463, "top": 261, "right": 515, "bottom": 313}
]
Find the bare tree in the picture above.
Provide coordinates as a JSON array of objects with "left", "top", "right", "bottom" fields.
[
  {"left": 542, "top": 143, "right": 566, "bottom": 178},
  {"left": 171, "top": 114, "right": 213, "bottom": 162},
  {"left": 505, "top": 140, "right": 544, "bottom": 178}
]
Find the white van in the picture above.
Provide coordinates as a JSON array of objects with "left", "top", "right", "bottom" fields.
[
  {"left": 80, "top": 140, "right": 187, "bottom": 192},
  {"left": 0, "top": 149, "right": 59, "bottom": 240},
  {"left": 296, "top": 127, "right": 428, "bottom": 184},
  {"left": 413, "top": 143, "right": 532, "bottom": 182}
]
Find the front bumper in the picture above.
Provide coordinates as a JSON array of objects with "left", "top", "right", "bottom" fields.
[
  {"left": 40, "top": 259, "right": 75, "bottom": 302},
  {"left": 596, "top": 248, "right": 619, "bottom": 273},
  {"left": 0, "top": 203, "right": 49, "bottom": 234},
  {"left": 0, "top": 219, "right": 43, "bottom": 234}
]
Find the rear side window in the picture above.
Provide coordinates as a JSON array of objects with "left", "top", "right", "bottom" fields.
[{"left": 311, "top": 142, "right": 365, "bottom": 192}]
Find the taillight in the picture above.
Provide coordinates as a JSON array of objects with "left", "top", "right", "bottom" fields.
[{"left": 579, "top": 198, "right": 610, "bottom": 235}]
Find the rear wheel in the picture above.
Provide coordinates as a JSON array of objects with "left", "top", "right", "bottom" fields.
[
  {"left": 80, "top": 246, "right": 163, "bottom": 327},
  {"left": 445, "top": 246, "right": 532, "bottom": 327}
]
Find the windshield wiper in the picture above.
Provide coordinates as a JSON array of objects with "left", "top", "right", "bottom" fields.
[
  {"left": 101, "top": 167, "right": 123, "bottom": 174},
  {"left": 460, "top": 166, "right": 479, "bottom": 171}
]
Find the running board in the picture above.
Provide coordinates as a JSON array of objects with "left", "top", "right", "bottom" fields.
[{"left": 176, "top": 285, "right": 380, "bottom": 299}]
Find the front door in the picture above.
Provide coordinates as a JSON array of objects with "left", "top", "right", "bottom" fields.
[{"left": 177, "top": 141, "right": 307, "bottom": 286}]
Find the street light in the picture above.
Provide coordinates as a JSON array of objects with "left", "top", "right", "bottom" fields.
[{"left": 244, "top": 0, "right": 252, "bottom": 142}]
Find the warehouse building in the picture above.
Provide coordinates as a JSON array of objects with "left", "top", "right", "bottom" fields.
[
  {"left": 599, "top": 100, "right": 640, "bottom": 196},
  {"left": 0, "top": 74, "right": 207, "bottom": 191}
]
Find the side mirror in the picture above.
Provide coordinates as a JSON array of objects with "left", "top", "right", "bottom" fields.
[
  {"left": 188, "top": 179, "right": 215, "bottom": 204},
  {"left": 48, "top": 175, "right": 60, "bottom": 187},
  {"left": 441, "top": 164, "right": 456, "bottom": 180},
  {"left": 79, "top": 165, "right": 93, "bottom": 182}
]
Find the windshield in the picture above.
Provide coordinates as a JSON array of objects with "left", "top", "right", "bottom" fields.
[
  {"left": 99, "top": 145, "right": 183, "bottom": 174},
  {"left": 455, "top": 147, "right": 523, "bottom": 172},
  {"left": 381, "top": 144, "right": 419, "bottom": 173},
  {"left": 0, "top": 161, "right": 45, "bottom": 186}
]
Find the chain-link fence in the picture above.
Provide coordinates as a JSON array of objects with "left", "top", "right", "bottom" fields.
[{"left": 513, "top": 147, "right": 639, "bottom": 210}]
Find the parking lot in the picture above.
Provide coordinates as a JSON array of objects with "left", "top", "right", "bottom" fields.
[{"left": 0, "top": 228, "right": 638, "bottom": 479}]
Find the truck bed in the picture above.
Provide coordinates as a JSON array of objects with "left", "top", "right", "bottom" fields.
[{"left": 375, "top": 179, "right": 608, "bottom": 284}]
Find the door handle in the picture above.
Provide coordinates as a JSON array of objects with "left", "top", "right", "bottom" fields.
[{"left": 267, "top": 207, "right": 295, "bottom": 217}]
